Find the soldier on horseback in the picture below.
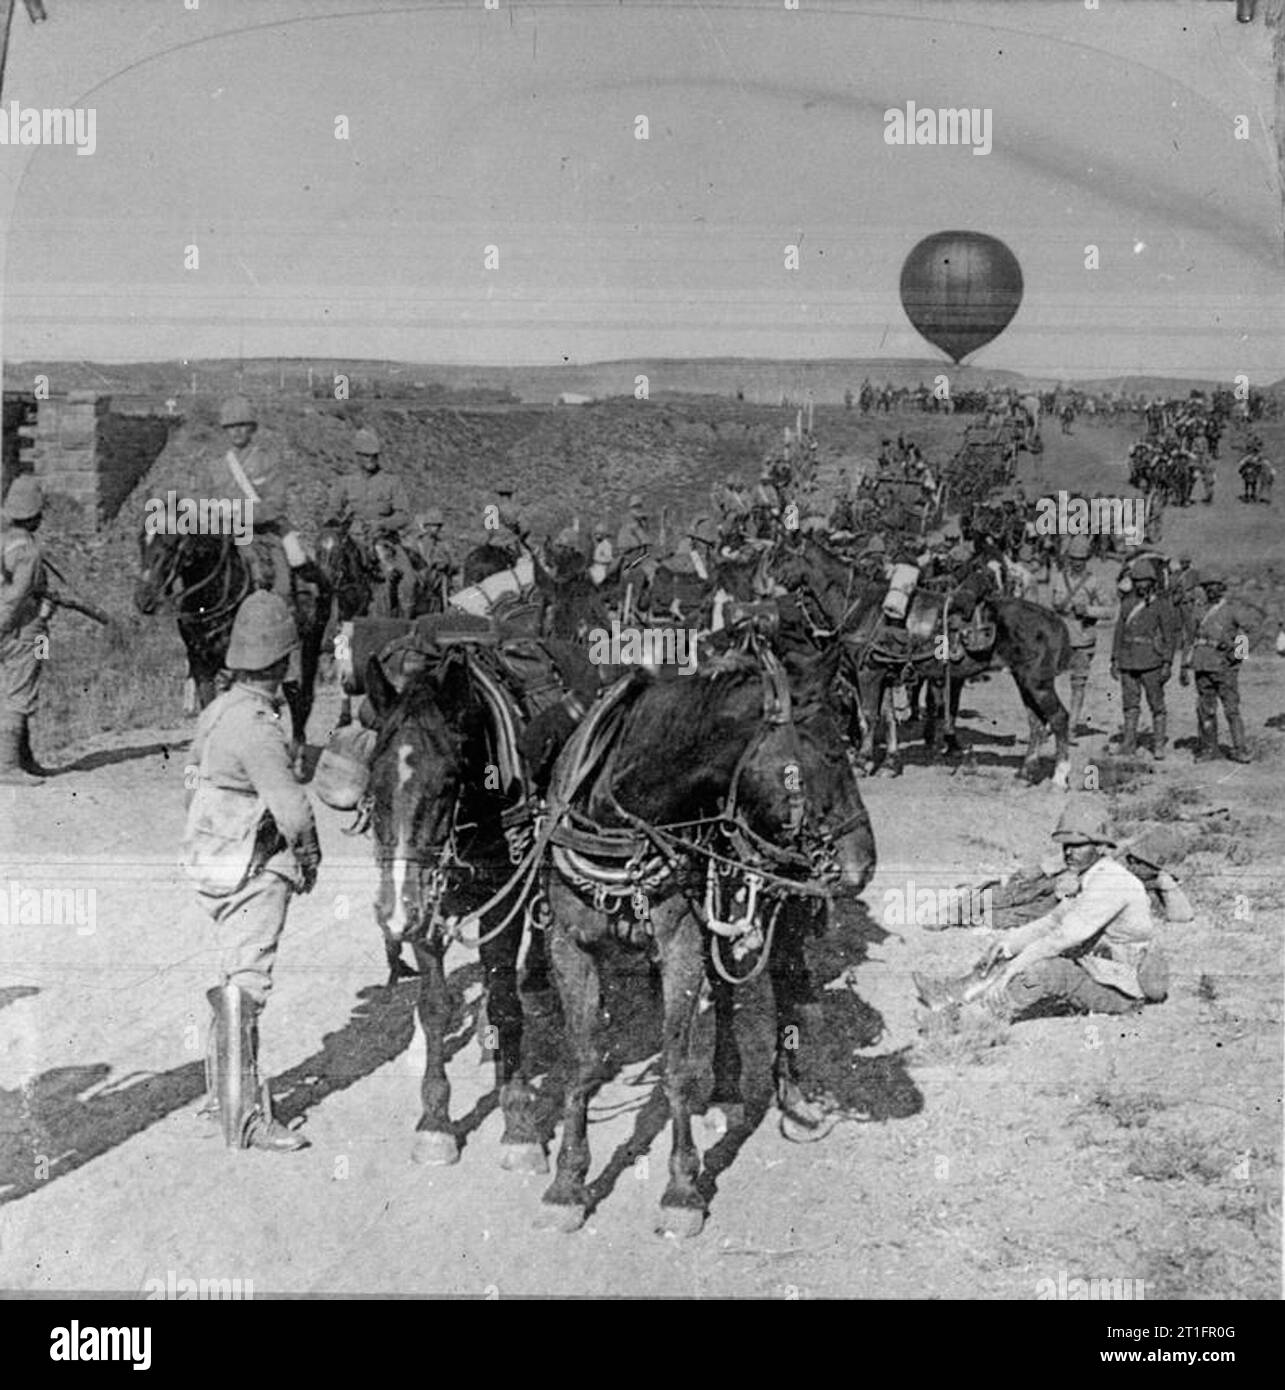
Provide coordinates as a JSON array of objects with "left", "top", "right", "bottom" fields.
[
  {"left": 413, "top": 507, "right": 457, "bottom": 607},
  {"left": 216, "top": 396, "right": 299, "bottom": 601},
  {"left": 326, "top": 428, "right": 417, "bottom": 617}
]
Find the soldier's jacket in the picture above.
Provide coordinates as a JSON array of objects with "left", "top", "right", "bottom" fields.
[
  {"left": 1112, "top": 591, "right": 1181, "bottom": 671},
  {"left": 182, "top": 683, "right": 316, "bottom": 895},
  {"left": 0, "top": 527, "right": 47, "bottom": 637},
  {"left": 1185, "top": 596, "right": 1255, "bottom": 673},
  {"left": 616, "top": 515, "right": 651, "bottom": 555},
  {"left": 1047, "top": 567, "right": 1114, "bottom": 647},
  {"left": 215, "top": 439, "right": 291, "bottom": 530},
  {"left": 416, "top": 534, "right": 457, "bottom": 580},
  {"left": 327, "top": 470, "right": 411, "bottom": 535}
]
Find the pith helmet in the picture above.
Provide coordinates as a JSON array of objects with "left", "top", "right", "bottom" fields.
[
  {"left": 1199, "top": 567, "right": 1227, "bottom": 588},
  {"left": 1064, "top": 535, "right": 1093, "bottom": 560},
  {"left": 219, "top": 395, "right": 257, "bottom": 427},
  {"left": 226, "top": 592, "right": 299, "bottom": 670},
  {"left": 353, "top": 428, "right": 380, "bottom": 456},
  {"left": 1051, "top": 800, "right": 1116, "bottom": 848},
  {"left": 3, "top": 475, "right": 43, "bottom": 521},
  {"left": 689, "top": 516, "right": 718, "bottom": 544},
  {"left": 1131, "top": 557, "right": 1160, "bottom": 582},
  {"left": 1123, "top": 824, "right": 1187, "bottom": 871},
  {"left": 496, "top": 480, "right": 515, "bottom": 495},
  {"left": 628, "top": 493, "right": 644, "bottom": 509},
  {"left": 419, "top": 507, "right": 444, "bottom": 527}
]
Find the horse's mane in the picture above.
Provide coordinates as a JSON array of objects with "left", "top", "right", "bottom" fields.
[{"left": 372, "top": 658, "right": 471, "bottom": 765}]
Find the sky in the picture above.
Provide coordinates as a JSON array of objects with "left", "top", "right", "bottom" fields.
[{"left": 0, "top": 0, "right": 1282, "bottom": 381}]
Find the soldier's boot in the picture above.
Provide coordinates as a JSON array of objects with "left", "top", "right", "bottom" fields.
[
  {"left": 1194, "top": 706, "right": 1219, "bottom": 762},
  {"left": 209, "top": 985, "right": 309, "bottom": 1153},
  {"left": 1067, "top": 684, "right": 1087, "bottom": 738},
  {"left": 0, "top": 719, "right": 43, "bottom": 786},
  {"left": 1117, "top": 709, "right": 1139, "bottom": 757},
  {"left": 1151, "top": 713, "right": 1168, "bottom": 762},
  {"left": 1226, "top": 714, "right": 1252, "bottom": 764},
  {"left": 913, "top": 959, "right": 994, "bottom": 1011},
  {"left": 17, "top": 718, "right": 51, "bottom": 777}
]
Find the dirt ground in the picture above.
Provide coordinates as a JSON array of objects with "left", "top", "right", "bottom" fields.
[{"left": 0, "top": 413, "right": 1280, "bottom": 1299}]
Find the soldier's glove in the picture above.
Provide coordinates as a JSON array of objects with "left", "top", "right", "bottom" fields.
[
  {"left": 293, "top": 826, "right": 323, "bottom": 895},
  {"left": 1179, "top": 666, "right": 1191, "bottom": 687}
]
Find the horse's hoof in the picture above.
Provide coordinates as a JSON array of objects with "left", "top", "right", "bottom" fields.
[
  {"left": 699, "top": 1102, "right": 745, "bottom": 1141},
  {"left": 1051, "top": 760, "right": 1071, "bottom": 790},
  {"left": 534, "top": 1203, "right": 586, "bottom": 1234},
  {"left": 655, "top": 1205, "right": 706, "bottom": 1240},
  {"left": 411, "top": 1130, "right": 460, "bottom": 1166},
  {"left": 500, "top": 1142, "right": 549, "bottom": 1175}
]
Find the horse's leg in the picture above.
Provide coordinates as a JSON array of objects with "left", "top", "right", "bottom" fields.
[
  {"left": 706, "top": 952, "right": 745, "bottom": 1128},
  {"left": 854, "top": 667, "right": 879, "bottom": 774},
  {"left": 410, "top": 941, "right": 460, "bottom": 1166},
  {"left": 656, "top": 909, "right": 708, "bottom": 1238},
  {"left": 481, "top": 917, "right": 547, "bottom": 1174},
  {"left": 771, "top": 907, "right": 841, "bottom": 1143},
  {"left": 538, "top": 905, "right": 601, "bottom": 1231},
  {"left": 881, "top": 684, "right": 902, "bottom": 777},
  {"left": 1016, "top": 670, "right": 1070, "bottom": 788},
  {"left": 943, "top": 674, "right": 968, "bottom": 760}
]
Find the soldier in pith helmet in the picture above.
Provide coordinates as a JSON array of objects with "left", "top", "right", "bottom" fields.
[
  {"left": 182, "top": 591, "right": 322, "bottom": 1152},
  {"left": 216, "top": 396, "right": 298, "bottom": 600},
  {"left": 0, "top": 476, "right": 51, "bottom": 785},
  {"left": 1047, "top": 533, "right": 1114, "bottom": 737},
  {"left": 1181, "top": 567, "right": 1254, "bottom": 763},
  {"left": 914, "top": 801, "right": 1169, "bottom": 1022}
]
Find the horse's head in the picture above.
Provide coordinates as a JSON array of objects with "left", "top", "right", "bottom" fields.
[
  {"left": 364, "top": 649, "right": 488, "bottom": 946},
  {"left": 732, "top": 652, "right": 876, "bottom": 899},
  {"left": 135, "top": 528, "right": 183, "bottom": 614}
]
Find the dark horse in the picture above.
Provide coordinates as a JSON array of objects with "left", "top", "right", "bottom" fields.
[
  {"left": 362, "top": 646, "right": 547, "bottom": 1173},
  {"left": 539, "top": 649, "right": 876, "bottom": 1236},
  {"left": 134, "top": 530, "right": 329, "bottom": 753},
  {"left": 774, "top": 533, "right": 1072, "bottom": 786}
]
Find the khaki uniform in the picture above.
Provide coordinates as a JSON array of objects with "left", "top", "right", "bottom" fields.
[
  {"left": 1002, "top": 856, "right": 1165, "bottom": 1014},
  {"left": 1048, "top": 567, "right": 1114, "bottom": 721},
  {"left": 1112, "top": 591, "right": 1181, "bottom": 721},
  {"left": 217, "top": 440, "right": 293, "bottom": 599},
  {"left": 184, "top": 683, "right": 317, "bottom": 1007},
  {"left": 0, "top": 527, "right": 49, "bottom": 719},
  {"left": 1185, "top": 596, "right": 1253, "bottom": 754},
  {"left": 616, "top": 514, "right": 652, "bottom": 559},
  {"left": 328, "top": 469, "right": 416, "bottom": 613}
]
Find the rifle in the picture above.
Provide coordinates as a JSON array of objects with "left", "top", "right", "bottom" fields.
[
  {"left": 41, "top": 556, "right": 114, "bottom": 625},
  {"left": 46, "top": 590, "right": 112, "bottom": 625}
]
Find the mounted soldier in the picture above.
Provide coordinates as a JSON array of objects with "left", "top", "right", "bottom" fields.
[
  {"left": 216, "top": 396, "right": 301, "bottom": 601},
  {"left": 1181, "top": 567, "right": 1253, "bottom": 763},
  {"left": 0, "top": 476, "right": 52, "bottom": 785},
  {"left": 588, "top": 521, "right": 615, "bottom": 587},
  {"left": 616, "top": 494, "right": 653, "bottom": 570},
  {"left": 183, "top": 592, "right": 322, "bottom": 1152},
  {"left": 492, "top": 480, "right": 531, "bottom": 550},
  {"left": 412, "top": 507, "right": 457, "bottom": 607},
  {"left": 326, "top": 428, "right": 417, "bottom": 617}
]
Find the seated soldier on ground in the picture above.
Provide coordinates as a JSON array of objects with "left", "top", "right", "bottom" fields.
[{"left": 913, "top": 801, "right": 1170, "bottom": 1022}]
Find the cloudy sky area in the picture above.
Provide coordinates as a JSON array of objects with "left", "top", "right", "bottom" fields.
[{"left": 0, "top": 0, "right": 1281, "bottom": 380}]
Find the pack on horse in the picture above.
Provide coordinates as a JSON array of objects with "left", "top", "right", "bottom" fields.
[
  {"left": 134, "top": 528, "right": 329, "bottom": 757},
  {"left": 775, "top": 533, "right": 1073, "bottom": 787},
  {"left": 532, "top": 641, "right": 876, "bottom": 1236}
]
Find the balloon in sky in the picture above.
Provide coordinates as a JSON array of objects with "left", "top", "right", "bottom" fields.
[{"left": 899, "top": 232, "right": 1023, "bottom": 363}]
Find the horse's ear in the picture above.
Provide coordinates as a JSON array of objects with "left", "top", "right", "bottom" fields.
[{"left": 364, "top": 655, "right": 398, "bottom": 721}]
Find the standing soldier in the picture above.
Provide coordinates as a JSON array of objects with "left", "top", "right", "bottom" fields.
[
  {"left": 1047, "top": 534, "right": 1115, "bottom": 737},
  {"left": 0, "top": 477, "right": 51, "bottom": 785},
  {"left": 1181, "top": 568, "right": 1253, "bottom": 763},
  {"left": 1237, "top": 441, "right": 1263, "bottom": 503},
  {"left": 183, "top": 592, "right": 322, "bottom": 1152},
  {"left": 216, "top": 397, "right": 300, "bottom": 600},
  {"left": 326, "top": 429, "right": 417, "bottom": 617},
  {"left": 588, "top": 521, "right": 615, "bottom": 587},
  {"left": 490, "top": 480, "right": 530, "bottom": 551},
  {"left": 1111, "top": 556, "right": 1182, "bottom": 760}
]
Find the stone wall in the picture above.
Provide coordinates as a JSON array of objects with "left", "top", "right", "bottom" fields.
[{"left": 2, "top": 391, "right": 174, "bottom": 529}]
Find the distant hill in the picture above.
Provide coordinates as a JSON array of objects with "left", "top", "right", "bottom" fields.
[{"left": 7, "top": 357, "right": 1273, "bottom": 409}]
